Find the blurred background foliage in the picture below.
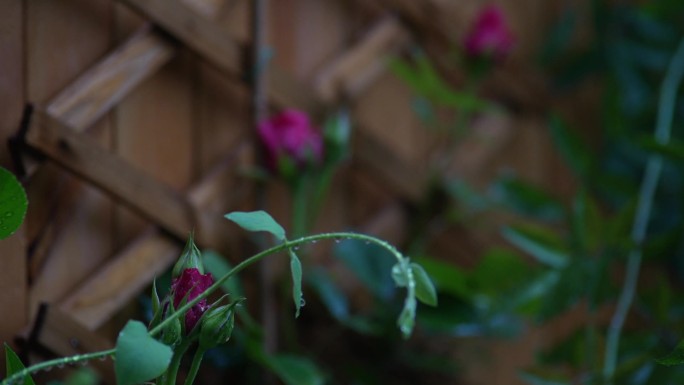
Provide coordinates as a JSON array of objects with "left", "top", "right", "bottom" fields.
[{"left": 106, "top": 1, "right": 684, "bottom": 385}]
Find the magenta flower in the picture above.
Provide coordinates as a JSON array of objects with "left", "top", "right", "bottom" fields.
[
  {"left": 257, "top": 109, "right": 323, "bottom": 170},
  {"left": 463, "top": 5, "right": 515, "bottom": 62},
  {"left": 171, "top": 268, "right": 214, "bottom": 332}
]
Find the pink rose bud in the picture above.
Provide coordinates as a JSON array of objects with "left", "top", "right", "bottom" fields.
[
  {"left": 257, "top": 109, "right": 324, "bottom": 171},
  {"left": 463, "top": 5, "right": 516, "bottom": 62},
  {"left": 171, "top": 268, "right": 214, "bottom": 332}
]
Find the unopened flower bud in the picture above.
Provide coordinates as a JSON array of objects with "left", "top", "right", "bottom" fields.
[
  {"left": 172, "top": 234, "right": 204, "bottom": 278},
  {"left": 161, "top": 304, "right": 183, "bottom": 346},
  {"left": 199, "top": 300, "right": 243, "bottom": 350}
]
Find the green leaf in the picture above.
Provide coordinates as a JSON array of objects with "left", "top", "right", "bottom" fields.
[
  {"left": 265, "top": 354, "right": 325, "bottom": 385},
  {"left": 4, "top": 343, "right": 35, "bottom": 385},
  {"left": 502, "top": 226, "right": 569, "bottom": 268},
  {"left": 0, "top": 167, "right": 28, "bottom": 240},
  {"left": 225, "top": 211, "right": 286, "bottom": 242},
  {"left": 410, "top": 263, "right": 437, "bottom": 306},
  {"left": 656, "top": 340, "right": 684, "bottom": 366},
  {"left": 114, "top": 321, "right": 173, "bottom": 385},
  {"left": 289, "top": 250, "right": 304, "bottom": 318},
  {"left": 151, "top": 280, "right": 160, "bottom": 316}
]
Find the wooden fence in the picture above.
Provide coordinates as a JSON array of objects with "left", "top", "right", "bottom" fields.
[{"left": 0, "top": 0, "right": 586, "bottom": 383}]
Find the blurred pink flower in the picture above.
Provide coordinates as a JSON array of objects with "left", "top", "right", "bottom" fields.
[
  {"left": 463, "top": 5, "right": 515, "bottom": 61},
  {"left": 171, "top": 268, "right": 213, "bottom": 332},
  {"left": 257, "top": 109, "right": 323, "bottom": 170}
]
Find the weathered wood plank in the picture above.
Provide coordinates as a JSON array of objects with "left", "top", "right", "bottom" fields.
[
  {"left": 117, "top": 0, "right": 242, "bottom": 74},
  {"left": 47, "top": 26, "right": 176, "bottom": 131},
  {"left": 60, "top": 145, "right": 251, "bottom": 329},
  {"left": 315, "top": 15, "right": 410, "bottom": 102},
  {"left": 25, "top": 0, "right": 116, "bottom": 320},
  {"left": 24, "top": 110, "right": 195, "bottom": 240}
]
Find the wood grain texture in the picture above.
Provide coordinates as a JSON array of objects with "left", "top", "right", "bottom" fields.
[
  {"left": 315, "top": 15, "right": 410, "bottom": 102},
  {"left": 118, "top": 0, "right": 242, "bottom": 74},
  {"left": 34, "top": 305, "right": 115, "bottom": 380},
  {"left": 26, "top": 0, "right": 116, "bottom": 320},
  {"left": 60, "top": 230, "right": 179, "bottom": 330},
  {"left": 25, "top": 110, "right": 195, "bottom": 240},
  {"left": 47, "top": 26, "right": 176, "bottom": 131},
  {"left": 60, "top": 147, "right": 251, "bottom": 329}
]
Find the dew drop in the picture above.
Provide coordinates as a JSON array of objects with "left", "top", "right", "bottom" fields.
[
  {"left": 98, "top": 355, "right": 108, "bottom": 362},
  {"left": 79, "top": 360, "right": 89, "bottom": 367},
  {"left": 57, "top": 363, "right": 65, "bottom": 369},
  {"left": 44, "top": 366, "right": 53, "bottom": 372},
  {"left": 299, "top": 298, "right": 306, "bottom": 307}
]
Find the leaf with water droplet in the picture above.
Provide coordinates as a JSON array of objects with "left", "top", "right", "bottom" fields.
[
  {"left": 0, "top": 167, "right": 28, "bottom": 240},
  {"left": 289, "top": 249, "right": 304, "bottom": 318},
  {"left": 225, "top": 210, "right": 286, "bottom": 242},
  {"left": 4, "top": 343, "right": 36, "bottom": 385}
]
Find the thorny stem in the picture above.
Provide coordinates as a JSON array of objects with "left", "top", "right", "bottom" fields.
[
  {"left": 1, "top": 231, "right": 408, "bottom": 385},
  {"left": 602, "top": 36, "right": 684, "bottom": 385}
]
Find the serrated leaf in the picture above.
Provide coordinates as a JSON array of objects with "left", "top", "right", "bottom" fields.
[
  {"left": 4, "top": 343, "right": 35, "bottom": 385},
  {"left": 0, "top": 167, "right": 28, "bottom": 240},
  {"left": 410, "top": 263, "right": 438, "bottom": 306},
  {"left": 114, "top": 321, "right": 173, "bottom": 385},
  {"left": 225, "top": 211, "right": 286, "bottom": 241},
  {"left": 265, "top": 354, "right": 325, "bottom": 385},
  {"left": 656, "top": 340, "right": 684, "bottom": 366},
  {"left": 289, "top": 250, "right": 304, "bottom": 318}
]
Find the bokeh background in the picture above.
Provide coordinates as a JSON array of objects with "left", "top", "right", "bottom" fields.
[{"left": 2, "top": 0, "right": 684, "bottom": 384}]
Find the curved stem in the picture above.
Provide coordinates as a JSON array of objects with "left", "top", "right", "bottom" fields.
[
  {"left": 602, "top": 36, "right": 684, "bottom": 385},
  {"left": 150, "top": 232, "right": 405, "bottom": 338},
  {"left": 2, "top": 231, "right": 405, "bottom": 385},
  {"left": 1, "top": 349, "right": 115, "bottom": 385},
  {"left": 163, "top": 340, "right": 192, "bottom": 385},
  {"left": 183, "top": 348, "right": 206, "bottom": 385}
]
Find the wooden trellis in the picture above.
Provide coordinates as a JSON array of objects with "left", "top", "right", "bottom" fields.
[{"left": 1, "top": 0, "right": 560, "bottom": 382}]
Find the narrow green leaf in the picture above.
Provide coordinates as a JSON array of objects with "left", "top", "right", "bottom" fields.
[
  {"left": 656, "top": 340, "right": 684, "bottom": 366},
  {"left": 225, "top": 210, "right": 286, "bottom": 242},
  {"left": 151, "top": 280, "right": 160, "bottom": 316},
  {"left": 289, "top": 250, "right": 304, "bottom": 318},
  {"left": 4, "top": 343, "right": 35, "bottom": 385},
  {"left": 265, "top": 354, "right": 325, "bottom": 385},
  {"left": 114, "top": 321, "right": 173, "bottom": 385},
  {"left": 502, "top": 226, "right": 569, "bottom": 268},
  {"left": 0, "top": 167, "right": 28, "bottom": 240},
  {"left": 410, "top": 263, "right": 438, "bottom": 306}
]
